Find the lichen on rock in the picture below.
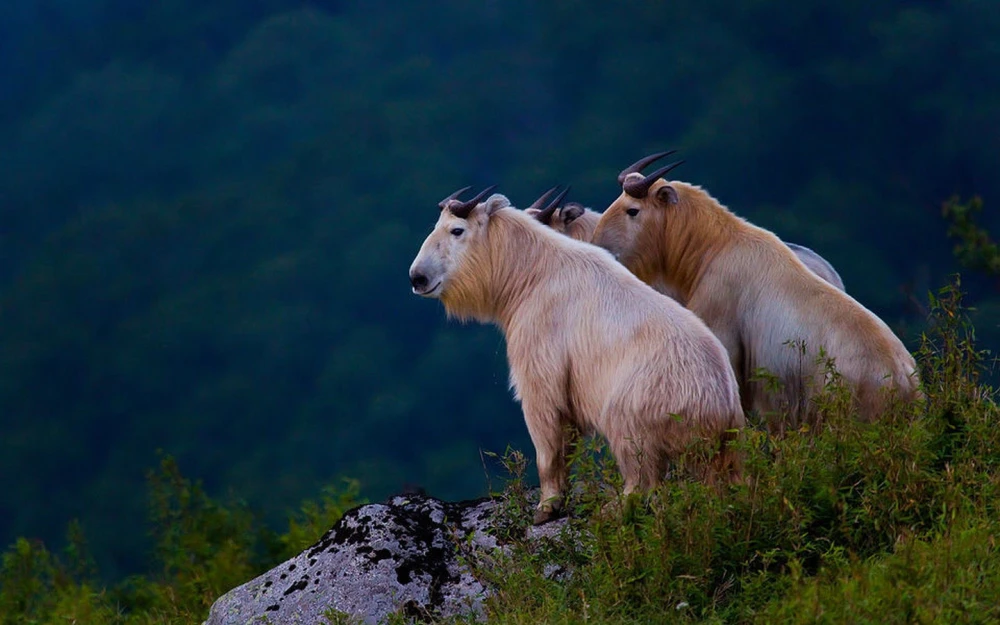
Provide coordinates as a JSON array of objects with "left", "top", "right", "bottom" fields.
[{"left": 204, "top": 492, "right": 569, "bottom": 624}]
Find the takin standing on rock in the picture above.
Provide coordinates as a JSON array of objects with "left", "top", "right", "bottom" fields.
[
  {"left": 591, "top": 152, "right": 920, "bottom": 431},
  {"left": 409, "top": 186, "right": 745, "bottom": 524},
  {"left": 527, "top": 186, "right": 846, "bottom": 292}
]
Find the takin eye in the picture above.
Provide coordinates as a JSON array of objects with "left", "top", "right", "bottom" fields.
[
  {"left": 626, "top": 208, "right": 640, "bottom": 217},
  {"left": 450, "top": 227, "right": 465, "bottom": 236}
]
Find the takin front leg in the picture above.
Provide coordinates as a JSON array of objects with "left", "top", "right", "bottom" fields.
[{"left": 522, "top": 402, "right": 568, "bottom": 525}]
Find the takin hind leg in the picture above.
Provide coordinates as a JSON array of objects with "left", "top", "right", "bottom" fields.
[
  {"left": 609, "top": 435, "right": 665, "bottom": 496},
  {"left": 598, "top": 434, "right": 665, "bottom": 521},
  {"left": 698, "top": 430, "right": 744, "bottom": 488}
]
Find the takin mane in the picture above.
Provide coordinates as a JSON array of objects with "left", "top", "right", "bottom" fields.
[
  {"left": 526, "top": 186, "right": 846, "bottom": 293},
  {"left": 590, "top": 152, "right": 920, "bottom": 431},
  {"left": 409, "top": 186, "right": 745, "bottom": 524}
]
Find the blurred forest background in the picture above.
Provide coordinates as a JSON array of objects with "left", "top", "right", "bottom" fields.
[{"left": 0, "top": 0, "right": 997, "bottom": 580}]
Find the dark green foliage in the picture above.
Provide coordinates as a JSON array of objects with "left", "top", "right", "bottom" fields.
[
  {"left": 0, "top": 457, "right": 362, "bottom": 624},
  {"left": 758, "top": 522, "right": 1000, "bottom": 624},
  {"left": 135, "top": 455, "right": 268, "bottom": 611},
  {"left": 1, "top": 0, "right": 999, "bottom": 586},
  {"left": 944, "top": 197, "right": 1000, "bottom": 277}
]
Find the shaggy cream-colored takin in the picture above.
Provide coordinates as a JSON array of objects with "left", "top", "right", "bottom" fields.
[
  {"left": 526, "top": 187, "right": 845, "bottom": 292},
  {"left": 591, "top": 153, "right": 920, "bottom": 431},
  {"left": 409, "top": 187, "right": 745, "bottom": 523}
]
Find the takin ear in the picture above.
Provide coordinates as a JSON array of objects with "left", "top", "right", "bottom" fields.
[
  {"left": 484, "top": 193, "right": 511, "bottom": 216},
  {"left": 655, "top": 184, "right": 679, "bottom": 206},
  {"left": 561, "top": 202, "right": 585, "bottom": 224}
]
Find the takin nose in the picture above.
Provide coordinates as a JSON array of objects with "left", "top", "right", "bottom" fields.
[{"left": 409, "top": 272, "right": 429, "bottom": 291}]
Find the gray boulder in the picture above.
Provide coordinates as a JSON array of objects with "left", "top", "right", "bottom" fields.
[{"left": 204, "top": 492, "right": 569, "bottom": 625}]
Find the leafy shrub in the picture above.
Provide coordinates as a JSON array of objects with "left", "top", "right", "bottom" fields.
[{"left": 0, "top": 456, "right": 362, "bottom": 624}]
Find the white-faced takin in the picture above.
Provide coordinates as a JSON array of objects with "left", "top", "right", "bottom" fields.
[
  {"left": 591, "top": 152, "right": 920, "bottom": 431},
  {"left": 409, "top": 186, "right": 745, "bottom": 524}
]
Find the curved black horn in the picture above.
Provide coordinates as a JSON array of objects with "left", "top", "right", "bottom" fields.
[
  {"left": 449, "top": 185, "right": 498, "bottom": 219},
  {"left": 622, "top": 160, "right": 685, "bottom": 199},
  {"left": 528, "top": 186, "right": 560, "bottom": 211},
  {"left": 438, "top": 186, "right": 472, "bottom": 210},
  {"left": 535, "top": 185, "right": 571, "bottom": 225},
  {"left": 616, "top": 150, "right": 677, "bottom": 185}
]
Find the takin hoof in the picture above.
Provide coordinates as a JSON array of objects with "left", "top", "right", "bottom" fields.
[{"left": 533, "top": 502, "right": 563, "bottom": 525}]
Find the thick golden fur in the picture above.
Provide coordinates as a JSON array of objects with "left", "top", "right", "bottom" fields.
[
  {"left": 592, "top": 178, "right": 920, "bottom": 431},
  {"left": 531, "top": 205, "right": 845, "bottom": 295},
  {"left": 410, "top": 194, "right": 745, "bottom": 522}
]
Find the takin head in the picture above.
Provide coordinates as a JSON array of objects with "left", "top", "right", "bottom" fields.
[
  {"left": 524, "top": 186, "right": 602, "bottom": 243},
  {"left": 554, "top": 202, "right": 601, "bottom": 242},
  {"left": 591, "top": 150, "right": 691, "bottom": 281},
  {"left": 408, "top": 185, "right": 502, "bottom": 299}
]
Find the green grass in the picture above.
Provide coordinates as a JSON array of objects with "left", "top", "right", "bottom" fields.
[{"left": 3, "top": 278, "right": 1000, "bottom": 624}]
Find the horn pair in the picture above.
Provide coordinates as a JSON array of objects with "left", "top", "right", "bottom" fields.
[
  {"left": 437, "top": 185, "right": 498, "bottom": 218},
  {"left": 528, "top": 185, "right": 571, "bottom": 225},
  {"left": 618, "top": 150, "right": 685, "bottom": 198}
]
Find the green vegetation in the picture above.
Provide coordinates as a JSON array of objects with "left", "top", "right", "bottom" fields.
[
  {"left": 944, "top": 196, "right": 1000, "bottom": 279},
  {"left": 4, "top": 277, "right": 1000, "bottom": 624},
  {"left": 1, "top": 0, "right": 999, "bottom": 603},
  {"left": 468, "top": 277, "right": 1000, "bottom": 624},
  {"left": 0, "top": 456, "right": 363, "bottom": 624}
]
